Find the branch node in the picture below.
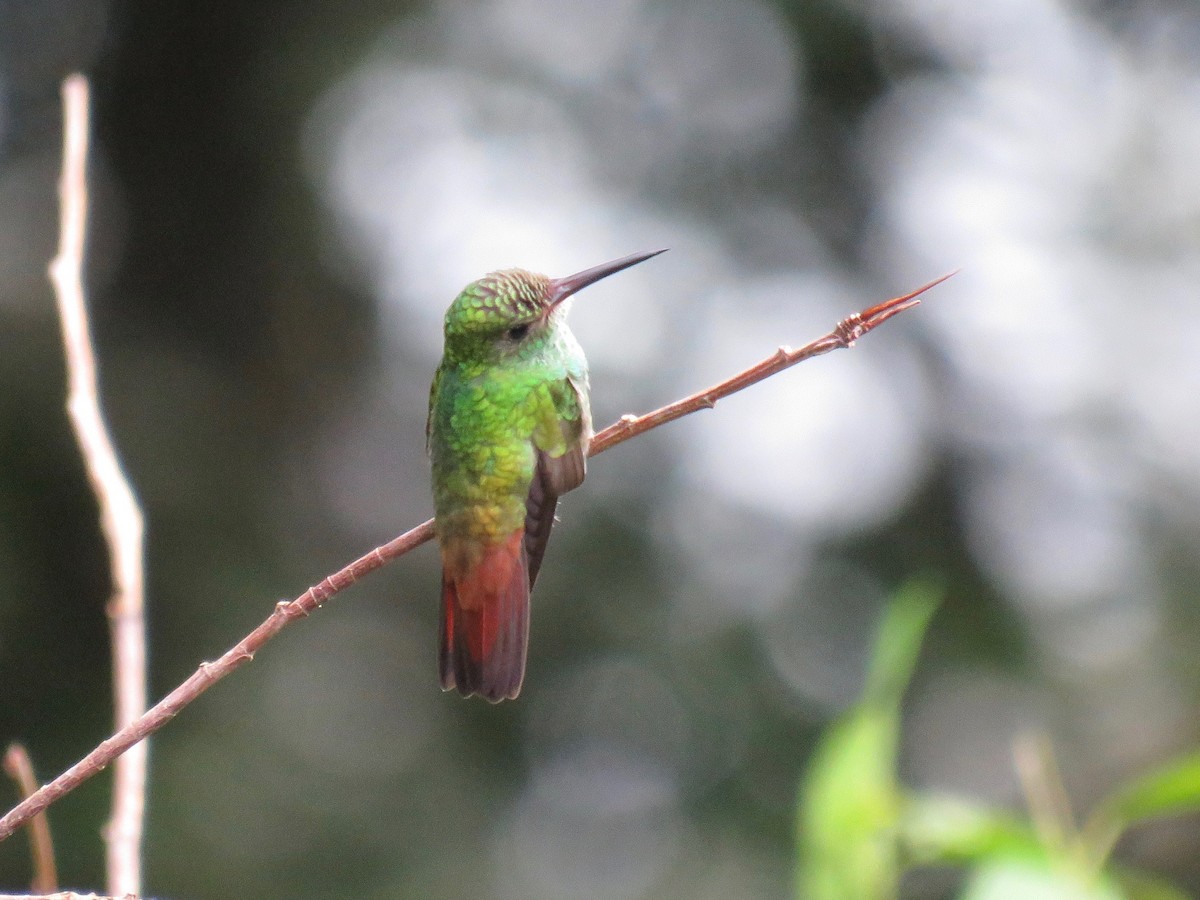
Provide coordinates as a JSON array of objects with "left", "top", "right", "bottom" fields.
[
  {"left": 308, "top": 583, "right": 333, "bottom": 608},
  {"left": 834, "top": 313, "right": 866, "bottom": 347}
]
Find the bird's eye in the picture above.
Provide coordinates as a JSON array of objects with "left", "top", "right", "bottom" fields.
[{"left": 506, "top": 323, "right": 531, "bottom": 341}]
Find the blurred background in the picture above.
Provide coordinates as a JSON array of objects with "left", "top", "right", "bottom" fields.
[{"left": 2, "top": 0, "right": 1199, "bottom": 896}]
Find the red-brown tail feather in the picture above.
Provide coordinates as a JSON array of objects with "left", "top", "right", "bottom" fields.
[{"left": 438, "top": 531, "right": 530, "bottom": 703}]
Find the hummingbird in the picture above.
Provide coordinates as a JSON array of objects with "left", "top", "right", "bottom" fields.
[{"left": 427, "top": 249, "right": 666, "bottom": 702}]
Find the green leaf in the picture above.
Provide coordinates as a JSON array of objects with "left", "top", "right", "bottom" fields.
[
  {"left": 1094, "top": 750, "right": 1200, "bottom": 828},
  {"left": 796, "top": 580, "right": 944, "bottom": 900},
  {"left": 799, "top": 707, "right": 903, "bottom": 900},
  {"left": 960, "top": 858, "right": 1124, "bottom": 900},
  {"left": 863, "top": 580, "right": 943, "bottom": 710},
  {"left": 899, "top": 792, "right": 1042, "bottom": 865}
]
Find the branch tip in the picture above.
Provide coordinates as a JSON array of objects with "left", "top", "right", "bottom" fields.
[{"left": 4, "top": 743, "right": 57, "bottom": 893}]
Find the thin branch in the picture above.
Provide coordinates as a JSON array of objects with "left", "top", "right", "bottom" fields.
[
  {"left": 0, "top": 524, "right": 430, "bottom": 846},
  {"left": 47, "top": 75, "right": 148, "bottom": 898},
  {"left": 0, "top": 271, "right": 953, "bottom": 844},
  {"left": 1014, "top": 731, "right": 1077, "bottom": 857},
  {"left": 589, "top": 273, "right": 956, "bottom": 455},
  {"left": 4, "top": 745, "right": 58, "bottom": 893}
]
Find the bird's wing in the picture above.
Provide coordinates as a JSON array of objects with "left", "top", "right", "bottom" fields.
[
  {"left": 425, "top": 364, "right": 445, "bottom": 455},
  {"left": 524, "top": 375, "right": 591, "bottom": 588}
]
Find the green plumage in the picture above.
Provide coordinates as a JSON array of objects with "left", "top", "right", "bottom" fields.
[
  {"left": 426, "top": 250, "right": 664, "bottom": 701},
  {"left": 428, "top": 269, "right": 589, "bottom": 547}
]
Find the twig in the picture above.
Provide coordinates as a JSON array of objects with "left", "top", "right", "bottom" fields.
[
  {"left": 4, "top": 745, "right": 58, "bottom": 893},
  {"left": 589, "top": 273, "right": 955, "bottom": 455},
  {"left": 48, "top": 75, "right": 148, "bottom": 898},
  {"left": 0, "top": 271, "right": 953, "bottom": 843},
  {"left": 1014, "top": 732, "right": 1077, "bottom": 856}
]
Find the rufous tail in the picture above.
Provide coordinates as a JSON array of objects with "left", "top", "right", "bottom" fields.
[{"left": 438, "top": 531, "right": 530, "bottom": 703}]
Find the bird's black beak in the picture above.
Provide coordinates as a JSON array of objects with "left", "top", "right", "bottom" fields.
[{"left": 547, "top": 248, "right": 668, "bottom": 309}]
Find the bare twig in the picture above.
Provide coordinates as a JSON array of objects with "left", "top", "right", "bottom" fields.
[
  {"left": 0, "top": 271, "right": 953, "bottom": 843},
  {"left": 48, "top": 75, "right": 147, "bottom": 897},
  {"left": 1014, "top": 732, "right": 1077, "bottom": 856},
  {"left": 589, "top": 273, "right": 955, "bottom": 455},
  {"left": 4, "top": 745, "right": 58, "bottom": 893}
]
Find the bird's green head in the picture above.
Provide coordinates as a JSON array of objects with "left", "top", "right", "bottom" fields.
[
  {"left": 440, "top": 249, "right": 667, "bottom": 362},
  {"left": 443, "top": 268, "right": 552, "bottom": 346}
]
